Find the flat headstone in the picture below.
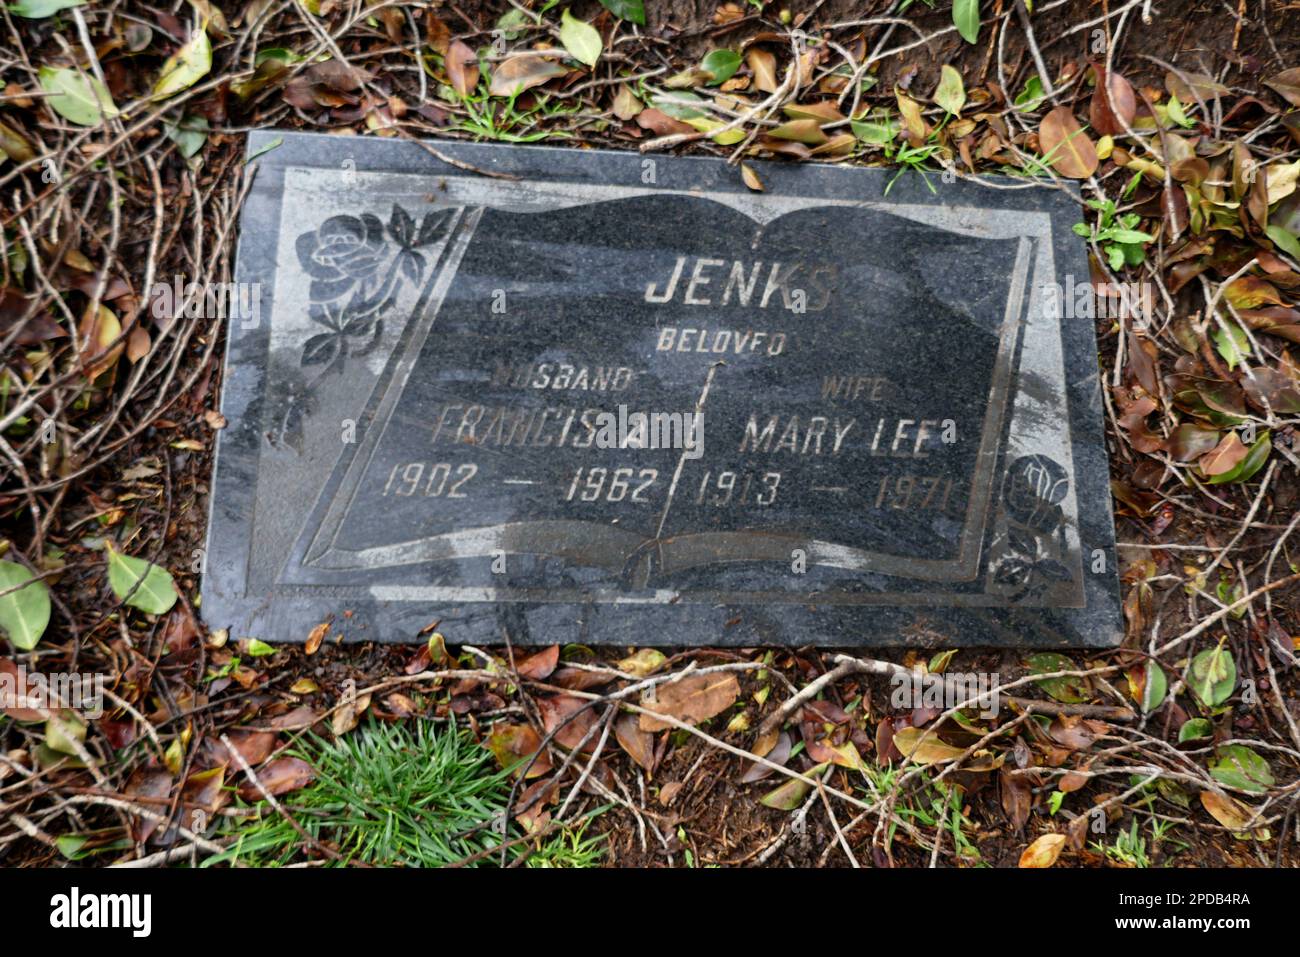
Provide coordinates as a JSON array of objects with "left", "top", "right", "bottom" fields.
[{"left": 201, "top": 130, "right": 1121, "bottom": 647}]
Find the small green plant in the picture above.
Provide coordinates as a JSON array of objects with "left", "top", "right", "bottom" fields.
[
  {"left": 1073, "top": 193, "right": 1153, "bottom": 271},
  {"left": 860, "top": 763, "right": 983, "bottom": 864},
  {"left": 1091, "top": 818, "right": 1151, "bottom": 868},
  {"left": 451, "top": 83, "right": 579, "bottom": 143},
  {"left": 211, "top": 720, "right": 605, "bottom": 867}
]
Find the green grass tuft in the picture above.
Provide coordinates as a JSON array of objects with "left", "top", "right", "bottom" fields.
[{"left": 209, "top": 719, "right": 604, "bottom": 868}]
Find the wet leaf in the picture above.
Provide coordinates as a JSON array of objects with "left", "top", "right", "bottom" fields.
[
  {"left": 1018, "top": 832, "right": 1066, "bottom": 868},
  {"left": 38, "top": 66, "right": 118, "bottom": 126},
  {"left": 1209, "top": 744, "right": 1274, "bottom": 794},
  {"left": 46, "top": 711, "right": 86, "bottom": 756},
  {"left": 489, "top": 55, "right": 566, "bottom": 97},
  {"left": 1089, "top": 64, "right": 1137, "bottom": 136},
  {"left": 1199, "top": 431, "right": 1248, "bottom": 476},
  {"left": 105, "top": 543, "right": 177, "bottom": 615},
  {"left": 1224, "top": 277, "right": 1283, "bottom": 310},
  {"left": 305, "top": 621, "right": 328, "bottom": 655},
  {"left": 952, "top": 0, "right": 980, "bottom": 44},
  {"left": 238, "top": 756, "right": 314, "bottom": 799},
  {"left": 892, "top": 726, "right": 966, "bottom": 764},
  {"left": 1027, "top": 652, "right": 1091, "bottom": 703},
  {"left": 537, "top": 694, "right": 597, "bottom": 750},
  {"left": 0, "top": 560, "right": 51, "bottom": 651},
  {"left": 742, "top": 730, "right": 791, "bottom": 782},
  {"left": 330, "top": 691, "right": 369, "bottom": 737},
  {"left": 1164, "top": 423, "right": 1221, "bottom": 461},
  {"left": 598, "top": 0, "right": 645, "bottom": 24},
  {"left": 8, "top": 0, "right": 85, "bottom": 16},
  {"left": 1127, "top": 660, "right": 1167, "bottom": 713},
  {"left": 701, "top": 49, "right": 741, "bottom": 86},
  {"left": 759, "top": 761, "right": 828, "bottom": 809},
  {"left": 212, "top": 730, "right": 277, "bottom": 767},
  {"left": 1178, "top": 718, "right": 1213, "bottom": 742},
  {"left": 516, "top": 645, "right": 559, "bottom": 680},
  {"left": 611, "top": 84, "right": 641, "bottom": 120},
  {"left": 1206, "top": 431, "right": 1270, "bottom": 485},
  {"left": 1200, "top": 790, "right": 1263, "bottom": 837},
  {"left": 78, "top": 304, "right": 123, "bottom": 379},
  {"left": 486, "top": 722, "right": 548, "bottom": 777},
  {"left": 617, "top": 648, "right": 665, "bottom": 677},
  {"left": 614, "top": 712, "right": 655, "bottom": 771},
  {"left": 639, "top": 672, "right": 739, "bottom": 732},
  {"left": 934, "top": 64, "right": 966, "bottom": 115},
  {"left": 1039, "top": 106, "right": 1098, "bottom": 179},
  {"left": 1264, "top": 68, "right": 1300, "bottom": 107},
  {"left": 636, "top": 107, "right": 693, "bottom": 136},
  {"left": 153, "top": 26, "right": 212, "bottom": 100},
  {"left": 747, "top": 47, "right": 778, "bottom": 94},
  {"left": 559, "top": 9, "right": 602, "bottom": 69},
  {"left": 767, "top": 118, "right": 827, "bottom": 144},
  {"left": 895, "top": 90, "right": 928, "bottom": 143},
  {"left": 446, "top": 40, "right": 479, "bottom": 96},
  {"left": 1189, "top": 643, "right": 1236, "bottom": 706}
]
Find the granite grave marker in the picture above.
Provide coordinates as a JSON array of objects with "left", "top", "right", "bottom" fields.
[{"left": 201, "top": 130, "right": 1121, "bottom": 647}]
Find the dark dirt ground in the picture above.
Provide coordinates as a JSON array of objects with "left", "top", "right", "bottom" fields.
[{"left": 2, "top": 0, "right": 1299, "bottom": 868}]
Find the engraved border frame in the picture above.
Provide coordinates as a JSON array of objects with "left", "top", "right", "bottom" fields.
[{"left": 202, "top": 130, "right": 1121, "bottom": 648}]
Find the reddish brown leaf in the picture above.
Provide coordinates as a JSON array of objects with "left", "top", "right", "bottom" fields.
[
  {"left": 639, "top": 672, "right": 740, "bottom": 732},
  {"left": 488, "top": 55, "right": 566, "bottom": 98},
  {"left": 446, "top": 41, "right": 480, "bottom": 97},
  {"left": 537, "top": 694, "right": 598, "bottom": 751},
  {"left": 1264, "top": 68, "right": 1300, "bottom": 107},
  {"left": 1089, "top": 64, "right": 1137, "bottom": 136},
  {"left": 516, "top": 644, "right": 559, "bottom": 680},
  {"left": 1200, "top": 431, "right": 1248, "bottom": 476},
  {"left": 636, "top": 107, "right": 694, "bottom": 136},
  {"left": 486, "top": 722, "right": 551, "bottom": 777},
  {"left": 614, "top": 713, "right": 656, "bottom": 772},
  {"left": 238, "top": 756, "right": 314, "bottom": 800},
  {"left": 211, "top": 730, "right": 277, "bottom": 767},
  {"left": 1039, "top": 106, "right": 1098, "bottom": 179}
]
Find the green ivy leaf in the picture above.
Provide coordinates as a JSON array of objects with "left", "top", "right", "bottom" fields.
[
  {"left": 934, "top": 64, "right": 966, "bottom": 115},
  {"left": 1027, "top": 652, "right": 1090, "bottom": 703},
  {"left": 164, "top": 114, "right": 209, "bottom": 159},
  {"left": 851, "top": 110, "right": 898, "bottom": 145},
  {"left": 8, "top": 0, "right": 84, "bottom": 17},
  {"left": 1209, "top": 744, "right": 1274, "bottom": 794},
  {"left": 1177, "top": 718, "right": 1213, "bottom": 743},
  {"left": 1212, "top": 322, "right": 1250, "bottom": 370},
  {"left": 246, "top": 638, "right": 276, "bottom": 657},
  {"left": 1266, "top": 224, "right": 1300, "bottom": 260},
  {"left": 153, "top": 26, "right": 212, "bottom": 100},
  {"left": 1189, "top": 643, "right": 1236, "bottom": 707},
  {"left": 106, "top": 543, "right": 178, "bottom": 615},
  {"left": 38, "top": 66, "right": 119, "bottom": 126},
  {"left": 700, "top": 49, "right": 741, "bottom": 86},
  {"left": 559, "top": 9, "right": 602, "bottom": 69},
  {"left": 598, "top": 0, "right": 645, "bottom": 25},
  {"left": 0, "top": 559, "right": 51, "bottom": 650},
  {"left": 1137, "top": 661, "right": 1167, "bottom": 713},
  {"left": 953, "top": 0, "right": 980, "bottom": 44}
]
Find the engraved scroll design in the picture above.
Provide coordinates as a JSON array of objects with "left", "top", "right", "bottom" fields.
[
  {"left": 294, "top": 205, "right": 456, "bottom": 375},
  {"left": 989, "top": 454, "right": 1076, "bottom": 603}
]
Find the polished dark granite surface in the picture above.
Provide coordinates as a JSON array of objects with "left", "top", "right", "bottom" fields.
[{"left": 201, "top": 130, "right": 1120, "bottom": 647}]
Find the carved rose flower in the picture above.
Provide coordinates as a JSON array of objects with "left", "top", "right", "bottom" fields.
[{"left": 295, "top": 213, "right": 388, "bottom": 301}]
